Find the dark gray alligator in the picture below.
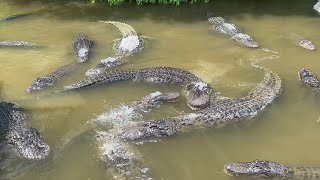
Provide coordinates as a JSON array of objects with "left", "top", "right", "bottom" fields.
[
  {"left": 74, "top": 32, "right": 94, "bottom": 63},
  {"left": 108, "top": 66, "right": 281, "bottom": 142},
  {"left": 85, "top": 21, "right": 145, "bottom": 77},
  {"left": 0, "top": 13, "right": 32, "bottom": 22},
  {"left": 298, "top": 67, "right": 320, "bottom": 90},
  {"left": 0, "top": 101, "right": 50, "bottom": 160},
  {"left": 92, "top": 91, "right": 180, "bottom": 179},
  {"left": 65, "top": 67, "right": 213, "bottom": 110},
  {"left": 26, "top": 63, "right": 77, "bottom": 93},
  {"left": 224, "top": 159, "right": 320, "bottom": 179},
  {"left": 207, "top": 13, "right": 259, "bottom": 48}
]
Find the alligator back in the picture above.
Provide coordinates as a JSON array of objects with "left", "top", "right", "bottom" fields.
[
  {"left": 115, "top": 67, "right": 282, "bottom": 141},
  {"left": 65, "top": 67, "right": 201, "bottom": 91},
  {"left": 48, "top": 63, "right": 77, "bottom": 80},
  {"left": 0, "top": 101, "right": 17, "bottom": 138},
  {"left": 0, "top": 13, "right": 31, "bottom": 22},
  {"left": 197, "top": 68, "right": 281, "bottom": 125},
  {"left": 0, "top": 41, "right": 40, "bottom": 48},
  {"left": 101, "top": 21, "right": 138, "bottom": 37}
]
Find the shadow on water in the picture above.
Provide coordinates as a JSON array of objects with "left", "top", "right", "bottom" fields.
[{"left": 2, "top": 0, "right": 319, "bottom": 23}]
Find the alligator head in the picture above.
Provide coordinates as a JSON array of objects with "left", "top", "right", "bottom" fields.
[
  {"left": 26, "top": 77, "right": 54, "bottom": 93},
  {"left": 76, "top": 48, "right": 91, "bottom": 63},
  {"left": 299, "top": 40, "right": 316, "bottom": 51},
  {"left": 185, "top": 82, "right": 212, "bottom": 110},
  {"left": 224, "top": 159, "right": 293, "bottom": 178},
  {"left": 85, "top": 57, "right": 123, "bottom": 77},
  {"left": 298, "top": 68, "right": 320, "bottom": 89},
  {"left": 231, "top": 33, "right": 259, "bottom": 48},
  {"left": 6, "top": 128, "right": 50, "bottom": 160},
  {"left": 136, "top": 91, "right": 180, "bottom": 110}
]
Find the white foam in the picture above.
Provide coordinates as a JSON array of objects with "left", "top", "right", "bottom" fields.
[
  {"left": 118, "top": 35, "right": 140, "bottom": 52},
  {"left": 93, "top": 105, "right": 142, "bottom": 127},
  {"left": 314, "top": 1, "right": 320, "bottom": 14},
  {"left": 101, "top": 57, "right": 119, "bottom": 64}
]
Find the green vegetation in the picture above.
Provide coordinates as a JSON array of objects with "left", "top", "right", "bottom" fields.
[{"left": 89, "top": 0, "right": 209, "bottom": 6}]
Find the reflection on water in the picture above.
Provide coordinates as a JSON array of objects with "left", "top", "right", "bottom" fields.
[{"left": 1, "top": 0, "right": 320, "bottom": 179}]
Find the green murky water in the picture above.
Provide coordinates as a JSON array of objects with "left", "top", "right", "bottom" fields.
[{"left": 1, "top": 0, "right": 320, "bottom": 179}]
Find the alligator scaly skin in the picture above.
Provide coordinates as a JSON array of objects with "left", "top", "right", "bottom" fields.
[
  {"left": 224, "top": 159, "right": 320, "bottom": 179},
  {"left": 114, "top": 66, "right": 281, "bottom": 142},
  {"left": 207, "top": 13, "right": 259, "bottom": 48},
  {"left": 26, "top": 63, "right": 77, "bottom": 93},
  {"left": 0, "top": 13, "right": 31, "bottom": 22},
  {"left": 66, "top": 67, "right": 202, "bottom": 90},
  {"left": 0, "top": 40, "right": 40, "bottom": 48},
  {"left": 0, "top": 101, "right": 50, "bottom": 160}
]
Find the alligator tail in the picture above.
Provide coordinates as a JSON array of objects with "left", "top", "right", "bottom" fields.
[
  {"left": 100, "top": 20, "right": 138, "bottom": 37},
  {"left": 74, "top": 32, "right": 87, "bottom": 40}
]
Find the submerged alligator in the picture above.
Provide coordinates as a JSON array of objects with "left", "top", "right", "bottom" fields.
[
  {"left": 0, "top": 100, "right": 50, "bottom": 160},
  {"left": 207, "top": 13, "right": 259, "bottom": 48},
  {"left": 288, "top": 34, "right": 316, "bottom": 51},
  {"left": 107, "top": 66, "right": 281, "bottom": 142},
  {"left": 65, "top": 67, "right": 213, "bottom": 110},
  {"left": 0, "top": 13, "right": 32, "bottom": 22},
  {"left": 85, "top": 21, "right": 145, "bottom": 77},
  {"left": 0, "top": 14, "right": 41, "bottom": 48},
  {"left": 26, "top": 63, "right": 77, "bottom": 93},
  {"left": 298, "top": 67, "right": 320, "bottom": 90},
  {"left": 74, "top": 32, "right": 94, "bottom": 63},
  {"left": 224, "top": 159, "right": 320, "bottom": 179}
]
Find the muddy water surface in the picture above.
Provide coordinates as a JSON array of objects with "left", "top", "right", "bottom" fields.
[{"left": 1, "top": 0, "right": 320, "bottom": 179}]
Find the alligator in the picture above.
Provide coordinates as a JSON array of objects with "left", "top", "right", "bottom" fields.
[
  {"left": 0, "top": 40, "right": 40, "bottom": 48},
  {"left": 207, "top": 13, "right": 259, "bottom": 48},
  {"left": 85, "top": 56, "right": 124, "bottom": 77},
  {"left": 0, "top": 13, "right": 42, "bottom": 48},
  {"left": 74, "top": 32, "right": 94, "bottom": 63},
  {"left": 298, "top": 67, "right": 320, "bottom": 90},
  {"left": 288, "top": 34, "right": 316, "bottom": 51},
  {"left": 26, "top": 63, "right": 77, "bottom": 93},
  {"left": 90, "top": 91, "right": 179, "bottom": 179},
  {"left": 85, "top": 21, "right": 145, "bottom": 77},
  {"left": 65, "top": 67, "right": 213, "bottom": 110},
  {"left": 0, "top": 101, "right": 50, "bottom": 160},
  {"left": 208, "top": 15, "right": 241, "bottom": 36},
  {"left": 108, "top": 66, "right": 281, "bottom": 142},
  {"left": 100, "top": 21, "right": 144, "bottom": 56},
  {"left": 224, "top": 159, "right": 320, "bottom": 179},
  {"left": 0, "top": 13, "right": 32, "bottom": 22}
]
